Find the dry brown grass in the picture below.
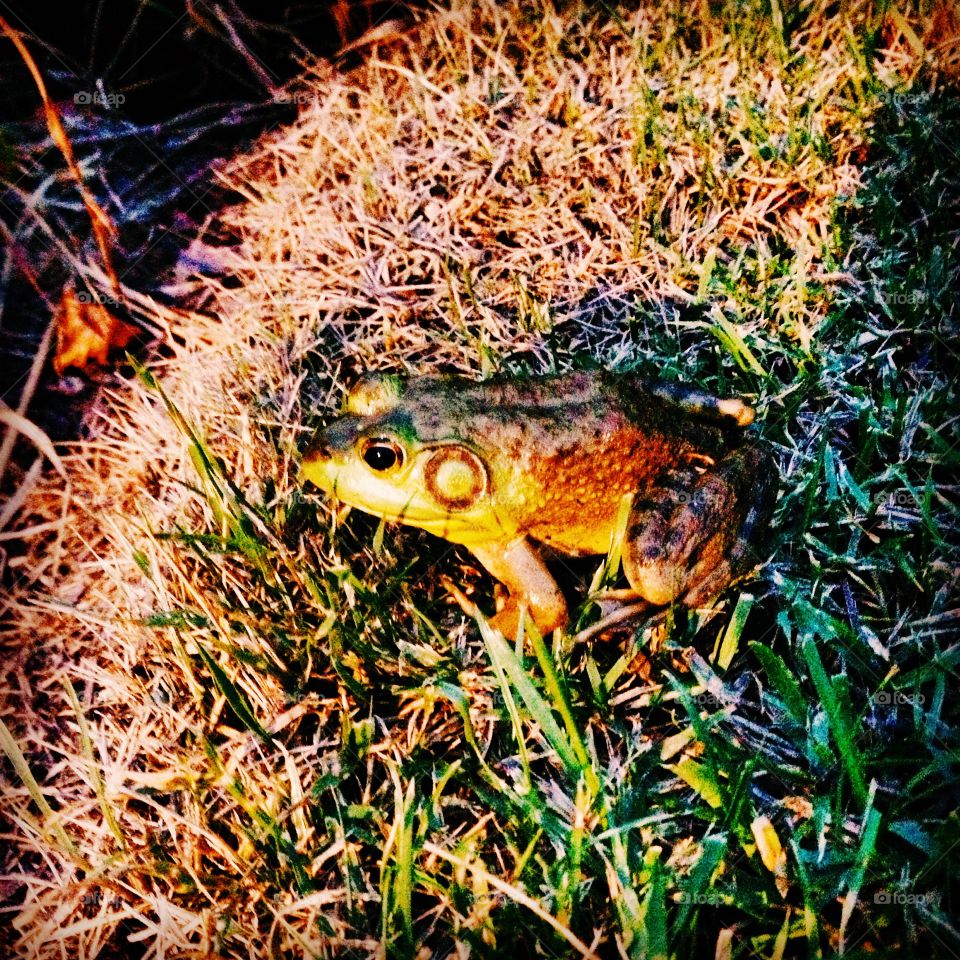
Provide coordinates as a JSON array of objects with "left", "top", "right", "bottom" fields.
[{"left": 1, "top": 1, "right": 950, "bottom": 956}]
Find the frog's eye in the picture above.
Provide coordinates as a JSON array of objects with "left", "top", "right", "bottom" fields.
[{"left": 360, "top": 438, "right": 404, "bottom": 472}]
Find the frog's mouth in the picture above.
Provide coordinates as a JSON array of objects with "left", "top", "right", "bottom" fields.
[{"left": 299, "top": 450, "right": 339, "bottom": 498}]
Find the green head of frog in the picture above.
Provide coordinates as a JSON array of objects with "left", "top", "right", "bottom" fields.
[{"left": 301, "top": 374, "right": 512, "bottom": 545}]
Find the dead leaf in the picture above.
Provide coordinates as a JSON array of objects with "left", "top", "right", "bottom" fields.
[{"left": 54, "top": 288, "right": 138, "bottom": 375}]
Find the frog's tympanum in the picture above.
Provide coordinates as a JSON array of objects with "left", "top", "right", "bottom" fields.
[{"left": 302, "top": 370, "right": 777, "bottom": 636}]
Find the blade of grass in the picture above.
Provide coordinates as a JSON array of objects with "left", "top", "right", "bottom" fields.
[
  {"left": 196, "top": 642, "right": 272, "bottom": 742},
  {"left": 801, "top": 636, "right": 868, "bottom": 806},
  {"left": 708, "top": 312, "right": 766, "bottom": 375},
  {"left": 525, "top": 616, "right": 600, "bottom": 796},
  {"left": 394, "top": 778, "right": 416, "bottom": 947},
  {"left": 0, "top": 716, "right": 82, "bottom": 861},
  {"left": 714, "top": 593, "right": 753, "bottom": 671},
  {"left": 422, "top": 840, "right": 596, "bottom": 958},
  {"left": 479, "top": 620, "right": 534, "bottom": 790},
  {"left": 478, "top": 616, "right": 581, "bottom": 776},
  {"left": 61, "top": 679, "right": 125, "bottom": 849},
  {"left": 750, "top": 641, "right": 807, "bottom": 724},
  {"left": 637, "top": 851, "right": 668, "bottom": 960},
  {"left": 839, "top": 781, "right": 881, "bottom": 951},
  {"left": 669, "top": 757, "right": 724, "bottom": 809}
]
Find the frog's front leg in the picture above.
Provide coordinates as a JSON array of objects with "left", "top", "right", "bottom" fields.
[
  {"left": 623, "top": 445, "right": 777, "bottom": 608},
  {"left": 468, "top": 539, "right": 569, "bottom": 636}
]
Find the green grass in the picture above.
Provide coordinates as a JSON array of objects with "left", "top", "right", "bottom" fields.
[{"left": 120, "top": 88, "right": 957, "bottom": 957}]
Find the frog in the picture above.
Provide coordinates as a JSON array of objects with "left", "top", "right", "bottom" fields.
[{"left": 301, "top": 369, "right": 777, "bottom": 636}]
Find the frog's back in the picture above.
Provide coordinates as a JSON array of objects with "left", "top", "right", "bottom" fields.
[
  {"left": 428, "top": 369, "right": 725, "bottom": 453},
  {"left": 407, "top": 371, "right": 726, "bottom": 555}
]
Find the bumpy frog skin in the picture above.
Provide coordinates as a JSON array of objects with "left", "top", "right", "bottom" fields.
[{"left": 302, "top": 370, "right": 777, "bottom": 635}]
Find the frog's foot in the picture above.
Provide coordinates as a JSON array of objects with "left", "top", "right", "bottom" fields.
[
  {"left": 442, "top": 575, "right": 481, "bottom": 619},
  {"left": 442, "top": 576, "right": 530, "bottom": 640},
  {"left": 587, "top": 588, "right": 648, "bottom": 621},
  {"left": 489, "top": 601, "right": 524, "bottom": 641},
  {"left": 623, "top": 445, "right": 777, "bottom": 608}
]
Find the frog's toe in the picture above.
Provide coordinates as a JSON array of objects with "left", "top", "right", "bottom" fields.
[
  {"left": 489, "top": 604, "right": 524, "bottom": 640},
  {"left": 625, "top": 563, "right": 687, "bottom": 606},
  {"left": 680, "top": 558, "right": 734, "bottom": 608},
  {"left": 488, "top": 600, "right": 567, "bottom": 638}
]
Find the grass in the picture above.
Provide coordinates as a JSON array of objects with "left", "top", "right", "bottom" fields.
[{"left": 1, "top": 1, "right": 958, "bottom": 957}]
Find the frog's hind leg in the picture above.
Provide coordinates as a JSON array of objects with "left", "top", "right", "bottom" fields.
[
  {"left": 679, "top": 453, "right": 777, "bottom": 607},
  {"left": 623, "top": 446, "right": 777, "bottom": 608}
]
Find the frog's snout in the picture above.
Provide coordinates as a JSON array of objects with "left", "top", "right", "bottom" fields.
[
  {"left": 301, "top": 416, "right": 364, "bottom": 493},
  {"left": 304, "top": 416, "right": 361, "bottom": 462},
  {"left": 301, "top": 429, "right": 336, "bottom": 473},
  {"left": 304, "top": 434, "right": 330, "bottom": 462},
  {"left": 301, "top": 430, "right": 339, "bottom": 493}
]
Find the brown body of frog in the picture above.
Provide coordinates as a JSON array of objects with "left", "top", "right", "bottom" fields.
[{"left": 303, "top": 369, "right": 778, "bottom": 635}]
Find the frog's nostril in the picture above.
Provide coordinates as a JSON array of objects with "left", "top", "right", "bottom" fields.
[{"left": 304, "top": 433, "right": 330, "bottom": 460}]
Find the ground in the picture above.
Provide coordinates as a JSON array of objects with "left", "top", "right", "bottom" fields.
[{"left": 0, "top": 2, "right": 958, "bottom": 958}]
